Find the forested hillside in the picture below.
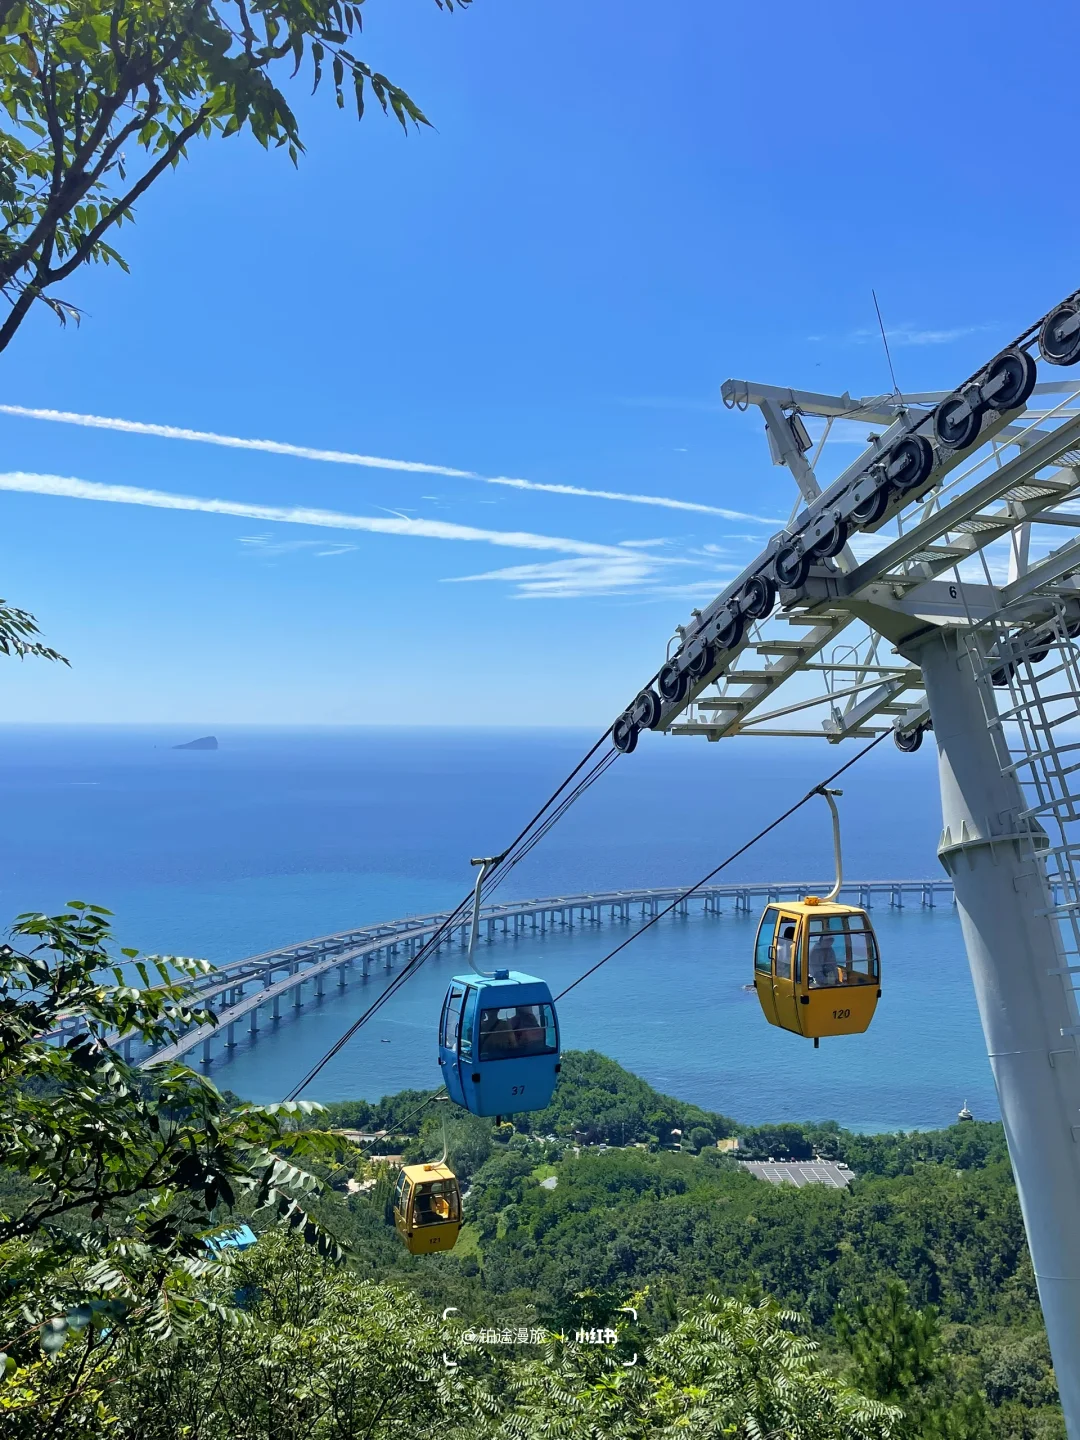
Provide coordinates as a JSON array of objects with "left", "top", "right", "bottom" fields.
[
  {"left": 1, "top": 931, "right": 1062, "bottom": 1440},
  {"left": 301, "top": 1052, "right": 1062, "bottom": 1439}
]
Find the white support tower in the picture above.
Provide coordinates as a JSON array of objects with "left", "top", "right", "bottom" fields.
[
  {"left": 611, "top": 288, "right": 1080, "bottom": 1432},
  {"left": 915, "top": 627, "right": 1080, "bottom": 1426}
]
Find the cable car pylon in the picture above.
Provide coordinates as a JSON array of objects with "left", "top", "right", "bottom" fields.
[
  {"left": 911, "top": 627, "right": 1080, "bottom": 1431},
  {"left": 612, "top": 286, "right": 1080, "bottom": 1437}
]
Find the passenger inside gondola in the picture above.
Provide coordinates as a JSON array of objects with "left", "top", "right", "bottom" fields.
[
  {"left": 478, "top": 1004, "right": 557, "bottom": 1059},
  {"left": 776, "top": 924, "right": 795, "bottom": 979},
  {"left": 511, "top": 1006, "right": 542, "bottom": 1050},
  {"left": 413, "top": 1185, "right": 434, "bottom": 1224},
  {"left": 808, "top": 933, "right": 838, "bottom": 987},
  {"left": 412, "top": 1179, "right": 459, "bottom": 1226},
  {"left": 479, "top": 1010, "right": 516, "bottom": 1055},
  {"left": 806, "top": 916, "right": 878, "bottom": 987}
]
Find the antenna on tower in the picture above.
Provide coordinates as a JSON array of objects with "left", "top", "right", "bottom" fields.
[{"left": 872, "top": 288, "right": 903, "bottom": 407}]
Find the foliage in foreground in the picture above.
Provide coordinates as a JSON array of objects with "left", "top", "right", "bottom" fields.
[
  {"left": 114, "top": 1232, "right": 485, "bottom": 1440},
  {"left": 490, "top": 1293, "right": 899, "bottom": 1440},
  {"left": 0, "top": 904, "right": 345, "bottom": 1435},
  {"left": 0, "top": 0, "right": 469, "bottom": 349},
  {"left": 0, "top": 598, "right": 66, "bottom": 661},
  {"left": 107, "top": 1235, "right": 898, "bottom": 1440}
]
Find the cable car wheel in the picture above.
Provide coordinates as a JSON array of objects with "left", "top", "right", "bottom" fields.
[
  {"left": 740, "top": 572, "right": 776, "bottom": 620},
  {"left": 810, "top": 516, "right": 848, "bottom": 559},
  {"left": 658, "top": 660, "right": 689, "bottom": 704},
  {"left": 894, "top": 725, "right": 923, "bottom": 753},
  {"left": 630, "top": 688, "right": 663, "bottom": 730},
  {"left": 712, "top": 608, "right": 744, "bottom": 652},
  {"left": 612, "top": 712, "right": 639, "bottom": 753},
  {"left": 1040, "top": 302, "right": 1080, "bottom": 366},
  {"left": 983, "top": 348, "right": 1037, "bottom": 411},
  {"left": 849, "top": 473, "right": 891, "bottom": 527},
  {"left": 773, "top": 542, "right": 811, "bottom": 590},
  {"left": 884, "top": 434, "right": 935, "bottom": 494},
  {"left": 1027, "top": 630, "right": 1053, "bottom": 664},
  {"left": 685, "top": 641, "right": 716, "bottom": 680},
  {"left": 934, "top": 390, "right": 983, "bottom": 451}
]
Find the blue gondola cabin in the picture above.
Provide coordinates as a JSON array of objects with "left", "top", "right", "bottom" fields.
[{"left": 438, "top": 970, "right": 561, "bottom": 1117}]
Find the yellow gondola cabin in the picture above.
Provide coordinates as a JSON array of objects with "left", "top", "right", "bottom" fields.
[
  {"left": 392, "top": 1162, "right": 462, "bottom": 1254},
  {"left": 753, "top": 896, "right": 881, "bottom": 1043}
]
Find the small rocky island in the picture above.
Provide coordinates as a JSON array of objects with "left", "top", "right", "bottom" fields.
[{"left": 173, "top": 735, "right": 219, "bottom": 751}]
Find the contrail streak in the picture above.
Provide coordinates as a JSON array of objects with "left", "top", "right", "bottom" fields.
[
  {"left": 481, "top": 473, "right": 776, "bottom": 522},
  {"left": 0, "top": 404, "right": 779, "bottom": 524},
  {"left": 0, "top": 471, "right": 638, "bottom": 558},
  {"left": 0, "top": 405, "right": 472, "bottom": 477}
]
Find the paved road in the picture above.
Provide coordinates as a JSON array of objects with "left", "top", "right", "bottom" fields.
[{"left": 739, "top": 1159, "right": 853, "bottom": 1188}]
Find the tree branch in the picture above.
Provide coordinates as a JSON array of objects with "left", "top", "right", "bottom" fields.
[{"left": 38, "top": 106, "right": 210, "bottom": 293}]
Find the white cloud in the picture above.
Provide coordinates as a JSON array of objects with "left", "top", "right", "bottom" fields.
[
  {"left": 0, "top": 406, "right": 474, "bottom": 477},
  {"left": 465, "top": 472, "right": 780, "bottom": 523},
  {"left": 448, "top": 556, "right": 657, "bottom": 599},
  {"left": 0, "top": 471, "right": 635, "bottom": 559},
  {"left": 815, "top": 323, "right": 993, "bottom": 349},
  {"left": 0, "top": 403, "right": 779, "bottom": 522},
  {"left": 804, "top": 418, "right": 882, "bottom": 447},
  {"left": 846, "top": 532, "right": 891, "bottom": 564},
  {"left": 447, "top": 555, "right": 738, "bottom": 600},
  {"left": 887, "top": 325, "right": 990, "bottom": 348},
  {"left": 240, "top": 535, "right": 357, "bottom": 559}
]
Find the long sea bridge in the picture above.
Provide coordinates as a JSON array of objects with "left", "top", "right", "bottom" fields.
[{"left": 62, "top": 879, "right": 954, "bottom": 1070}]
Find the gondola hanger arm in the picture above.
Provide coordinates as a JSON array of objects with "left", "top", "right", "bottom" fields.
[
  {"left": 815, "top": 786, "right": 844, "bottom": 902},
  {"left": 467, "top": 853, "right": 507, "bottom": 978}
]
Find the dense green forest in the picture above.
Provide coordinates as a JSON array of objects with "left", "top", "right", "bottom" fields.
[
  {"left": 289, "top": 1051, "right": 1060, "bottom": 1439},
  {"left": 0, "top": 914, "right": 1062, "bottom": 1438}
]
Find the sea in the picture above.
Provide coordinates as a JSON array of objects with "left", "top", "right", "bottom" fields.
[{"left": 2, "top": 724, "right": 996, "bottom": 1132}]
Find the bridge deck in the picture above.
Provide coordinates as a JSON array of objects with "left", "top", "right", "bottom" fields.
[{"left": 52, "top": 879, "right": 954, "bottom": 1070}]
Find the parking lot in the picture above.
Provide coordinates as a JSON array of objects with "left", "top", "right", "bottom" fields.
[{"left": 738, "top": 1159, "right": 853, "bottom": 1189}]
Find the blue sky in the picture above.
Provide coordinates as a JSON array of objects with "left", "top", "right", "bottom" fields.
[{"left": 0, "top": 0, "right": 1077, "bottom": 724}]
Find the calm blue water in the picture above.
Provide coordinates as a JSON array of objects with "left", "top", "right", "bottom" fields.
[{"left": 1, "top": 724, "right": 997, "bottom": 1130}]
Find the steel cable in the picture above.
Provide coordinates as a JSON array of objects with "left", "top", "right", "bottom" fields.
[
  {"left": 555, "top": 728, "right": 890, "bottom": 1001},
  {"left": 282, "top": 734, "right": 621, "bottom": 1099},
  {"left": 286, "top": 726, "right": 888, "bottom": 1100}
]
